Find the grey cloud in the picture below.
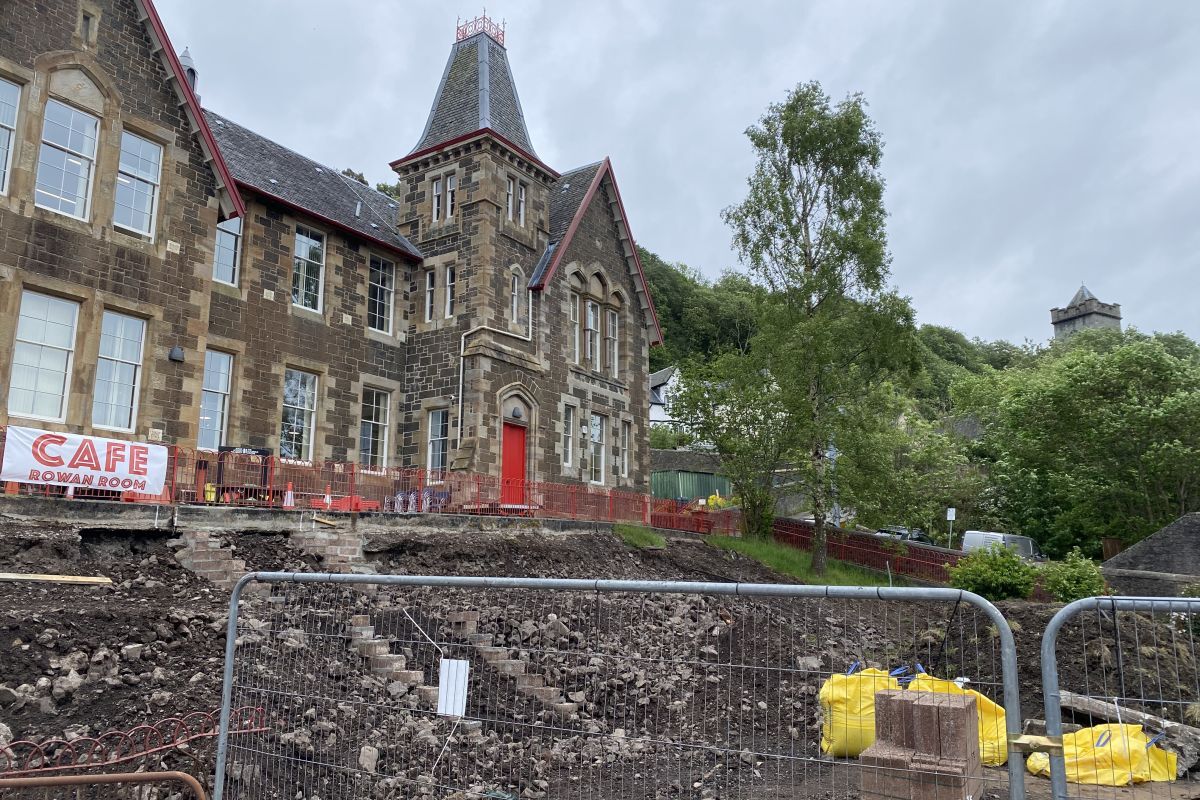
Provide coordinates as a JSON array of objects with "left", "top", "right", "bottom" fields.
[{"left": 158, "top": 0, "right": 1200, "bottom": 343}]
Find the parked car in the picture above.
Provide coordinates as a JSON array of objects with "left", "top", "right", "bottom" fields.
[
  {"left": 961, "top": 530, "right": 1047, "bottom": 561},
  {"left": 875, "top": 526, "right": 936, "bottom": 545}
]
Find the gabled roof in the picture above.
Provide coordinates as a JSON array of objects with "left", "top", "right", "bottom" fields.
[
  {"left": 530, "top": 158, "right": 663, "bottom": 346},
  {"left": 205, "top": 111, "right": 421, "bottom": 262},
  {"left": 409, "top": 31, "right": 537, "bottom": 159},
  {"left": 133, "top": 0, "right": 244, "bottom": 218},
  {"left": 650, "top": 365, "right": 678, "bottom": 390},
  {"left": 1068, "top": 284, "right": 1097, "bottom": 306}
]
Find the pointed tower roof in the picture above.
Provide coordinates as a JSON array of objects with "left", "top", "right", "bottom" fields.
[
  {"left": 1068, "top": 284, "right": 1097, "bottom": 306},
  {"left": 409, "top": 15, "right": 537, "bottom": 158}
]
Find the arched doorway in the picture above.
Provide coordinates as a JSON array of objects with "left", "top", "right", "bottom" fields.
[{"left": 500, "top": 395, "right": 531, "bottom": 506}]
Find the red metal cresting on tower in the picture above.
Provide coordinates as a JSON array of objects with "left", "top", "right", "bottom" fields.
[{"left": 456, "top": 12, "right": 505, "bottom": 44}]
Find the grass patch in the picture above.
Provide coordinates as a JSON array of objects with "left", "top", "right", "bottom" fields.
[
  {"left": 614, "top": 524, "right": 666, "bottom": 549},
  {"left": 710, "top": 536, "right": 899, "bottom": 586}
]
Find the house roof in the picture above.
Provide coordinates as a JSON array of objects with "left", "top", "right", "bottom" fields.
[
  {"left": 529, "top": 158, "right": 663, "bottom": 345},
  {"left": 204, "top": 110, "right": 421, "bottom": 261},
  {"left": 649, "top": 365, "right": 677, "bottom": 390},
  {"left": 134, "top": 0, "right": 244, "bottom": 218},
  {"left": 408, "top": 31, "right": 537, "bottom": 159},
  {"left": 1103, "top": 513, "right": 1200, "bottom": 576}
]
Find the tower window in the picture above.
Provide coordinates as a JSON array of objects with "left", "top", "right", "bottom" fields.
[
  {"left": 518, "top": 182, "right": 526, "bottom": 226},
  {"left": 446, "top": 174, "right": 456, "bottom": 218},
  {"left": 432, "top": 177, "right": 442, "bottom": 221}
]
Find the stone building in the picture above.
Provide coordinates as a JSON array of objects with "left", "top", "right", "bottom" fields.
[
  {"left": 1050, "top": 284, "right": 1122, "bottom": 340},
  {"left": 0, "top": 3, "right": 660, "bottom": 491}
]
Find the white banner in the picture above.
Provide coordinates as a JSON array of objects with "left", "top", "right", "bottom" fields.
[{"left": 1, "top": 426, "right": 169, "bottom": 495}]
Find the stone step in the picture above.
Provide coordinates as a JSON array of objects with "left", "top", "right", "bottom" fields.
[
  {"left": 416, "top": 685, "right": 439, "bottom": 705},
  {"left": 491, "top": 660, "right": 526, "bottom": 676},
  {"left": 350, "top": 615, "right": 372, "bottom": 627},
  {"left": 391, "top": 669, "right": 425, "bottom": 685},
  {"left": 369, "top": 654, "right": 407, "bottom": 672},
  {"left": 513, "top": 673, "right": 545, "bottom": 689},
  {"left": 549, "top": 702, "right": 579, "bottom": 717},
  {"left": 348, "top": 626, "right": 375, "bottom": 639},
  {"left": 519, "top": 685, "right": 562, "bottom": 703},
  {"left": 466, "top": 633, "right": 494, "bottom": 646},
  {"left": 355, "top": 640, "right": 390, "bottom": 657},
  {"left": 478, "top": 647, "right": 510, "bottom": 663},
  {"left": 447, "top": 620, "right": 478, "bottom": 635},
  {"left": 446, "top": 611, "right": 481, "bottom": 623}
]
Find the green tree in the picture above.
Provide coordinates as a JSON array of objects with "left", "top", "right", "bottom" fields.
[
  {"left": 669, "top": 353, "right": 799, "bottom": 539},
  {"left": 721, "top": 81, "right": 917, "bottom": 574},
  {"left": 641, "top": 247, "right": 763, "bottom": 371},
  {"left": 955, "top": 329, "right": 1200, "bottom": 556}
]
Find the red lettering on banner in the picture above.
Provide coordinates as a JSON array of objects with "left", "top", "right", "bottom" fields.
[
  {"left": 104, "top": 442, "right": 127, "bottom": 471},
  {"left": 129, "top": 445, "right": 149, "bottom": 476},
  {"left": 67, "top": 440, "right": 101, "bottom": 470},
  {"left": 31, "top": 434, "right": 67, "bottom": 467}
]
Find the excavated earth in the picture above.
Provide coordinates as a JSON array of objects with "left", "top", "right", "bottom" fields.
[{"left": 1, "top": 518, "right": 1198, "bottom": 799}]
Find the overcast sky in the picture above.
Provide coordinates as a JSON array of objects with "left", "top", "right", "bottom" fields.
[{"left": 158, "top": 1, "right": 1200, "bottom": 345}]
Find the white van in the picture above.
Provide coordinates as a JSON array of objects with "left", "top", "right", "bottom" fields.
[{"left": 961, "top": 531, "right": 1047, "bottom": 561}]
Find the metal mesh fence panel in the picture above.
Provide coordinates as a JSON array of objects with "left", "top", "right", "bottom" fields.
[
  {"left": 1041, "top": 596, "right": 1200, "bottom": 800},
  {"left": 214, "top": 575, "right": 1025, "bottom": 800}
]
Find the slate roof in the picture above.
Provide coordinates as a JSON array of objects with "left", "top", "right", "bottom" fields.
[
  {"left": 204, "top": 110, "right": 421, "bottom": 260},
  {"left": 529, "top": 161, "right": 604, "bottom": 287},
  {"left": 1068, "top": 284, "right": 1098, "bottom": 306},
  {"left": 1103, "top": 513, "right": 1200, "bottom": 576},
  {"left": 410, "top": 32, "right": 537, "bottom": 158}
]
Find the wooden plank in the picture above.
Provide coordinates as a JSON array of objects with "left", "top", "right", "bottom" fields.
[{"left": 0, "top": 572, "right": 112, "bottom": 586}]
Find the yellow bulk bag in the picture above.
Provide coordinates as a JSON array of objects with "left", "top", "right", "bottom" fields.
[
  {"left": 818, "top": 667, "right": 900, "bottom": 757},
  {"left": 1026, "top": 724, "right": 1177, "bottom": 785},
  {"left": 906, "top": 674, "right": 1008, "bottom": 766}
]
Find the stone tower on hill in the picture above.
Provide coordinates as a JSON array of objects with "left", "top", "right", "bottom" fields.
[{"left": 1050, "top": 285, "right": 1122, "bottom": 340}]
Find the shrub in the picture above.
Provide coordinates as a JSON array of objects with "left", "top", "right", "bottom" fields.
[
  {"left": 948, "top": 544, "right": 1036, "bottom": 601},
  {"left": 1040, "top": 547, "right": 1106, "bottom": 603}
]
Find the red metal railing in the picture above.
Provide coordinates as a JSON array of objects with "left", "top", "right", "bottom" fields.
[
  {"left": 772, "top": 519, "right": 963, "bottom": 583},
  {"left": 0, "top": 426, "right": 731, "bottom": 534}
]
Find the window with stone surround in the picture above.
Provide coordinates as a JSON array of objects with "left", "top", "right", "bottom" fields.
[
  {"left": 114, "top": 130, "right": 162, "bottom": 238},
  {"left": 92, "top": 310, "right": 145, "bottom": 431},
  {"left": 562, "top": 404, "right": 576, "bottom": 467},
  {"left": 518, "top": 182, "right": 526, "bottom": 226},
  {"left": 589, "top": 412, "right": 606, "bottom": 485},
  {"left": 585, "top": 300, "right": 600, "bottom": 371},
  {"left": 199, "top": 350, "right": 232, "bottom": 451},
  {"left": 292, "top": 226, "right": 325, "bottom": 311},
  {"left": 605, "top": 309, "right": 619, "bottom": 378},
  {"left": 368, "top": 255, "right": 395, "bottom": 333},
  {"left": 280, "top": 368, "right": 318, "bottom": 461},
  {"left": 444, "top": 266, "right": 456, "bottom": 318},
  {"left": 446, "top": 174, "right": 456, "bottom": 218},
  {"left": 432, "top": 177, "right": 442, "bottom": 222},
  {"left": 424, "top": 270, "right": 436, "bottom": 322},
  {"left": 8, "top": 290, "right": 78, "bottom": 422},
  {"left": 0, "top": 77, "right": 19, "bottom": 196},
  {"left": 506, "top": 176, "right": 515, "bottom": 220},
  {"left": 359, "top": 387, "right": 390, "bottom": 468},
  {"left": 213, "top": 217, "right": 241, "bottom": 286},
  {"left": 621, "top": 420, "right": 631, "bottom": 477},
  {"left": 35, "top": 99, "right": 99, "bottom": 220},
  {"left": 570, "top": 292, "right": 581, "bottom": 363},
  {"left": 428, "top": 408, "right": 449, "bottom": 472}
]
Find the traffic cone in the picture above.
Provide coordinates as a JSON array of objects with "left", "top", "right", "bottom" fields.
[
  {"left": 324, "top": 484, "right": 332, "bottom": 510},
  {"left": 283, "top": 482, "right": 295, "bottom": 509},
  {"left": 4, "top": 482, "right": 17, "bottom": 495}
]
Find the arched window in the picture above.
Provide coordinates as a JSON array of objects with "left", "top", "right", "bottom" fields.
[
  {"left": 568, "top": 269, "right": 623, "bottom": 378},
  {"left": 510, "top": 266, "right": 526, "bottom": 326}
]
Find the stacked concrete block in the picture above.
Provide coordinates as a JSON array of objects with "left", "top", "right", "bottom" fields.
[{"left": 860, "top": 690, "right": 983, "bottom": 800}]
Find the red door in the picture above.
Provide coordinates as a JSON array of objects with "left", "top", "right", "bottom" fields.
[{"left": 501, "top": 423, "right": 527, "bottom": 506}]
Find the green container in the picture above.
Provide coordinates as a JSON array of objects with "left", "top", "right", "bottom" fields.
[{"left": 651, "top": 470, "right": 731, "bottom": 501}]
